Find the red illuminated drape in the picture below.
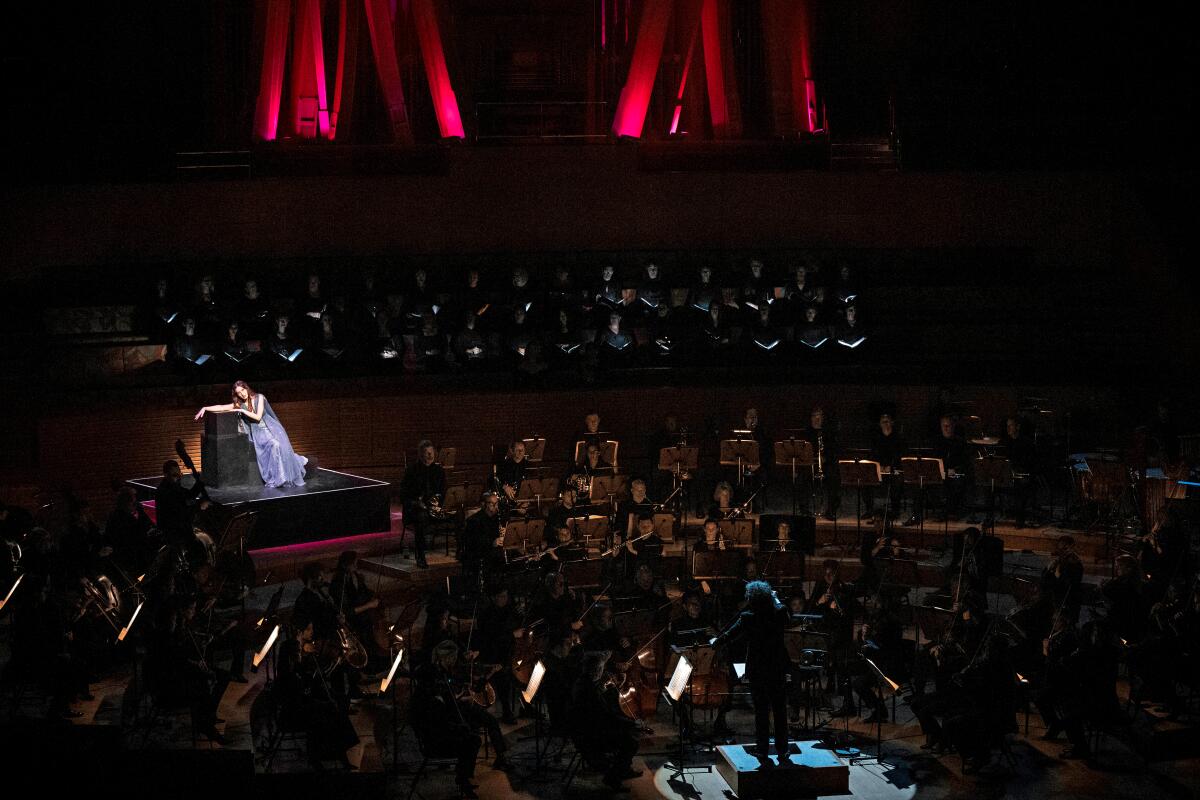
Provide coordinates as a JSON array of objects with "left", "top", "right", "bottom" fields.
[{"left": 412, "top": 0, "right": 465, "bottom": 138}]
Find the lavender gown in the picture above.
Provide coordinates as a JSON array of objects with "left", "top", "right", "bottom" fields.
[{"left": 241, "top": 395, "right": 307, "bottom": 488}]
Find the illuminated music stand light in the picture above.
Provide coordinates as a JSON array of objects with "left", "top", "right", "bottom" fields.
[
  {"left": 0, "top": 574, "right": 23, "bottom": 614},
  {"left": 520, "top": 660, "right": 552, "bottom": 773},
  {"left": 862, "top": 656, "right": 901, "bottom": 758},
  {"left": 117, "top": 600, "right": 145, "bottom": 642},
  {"left": 380, "top": 646, "right": 406, "bottom": 694},
  {"left": 251, "top": 624, "right": 280, "bottom": 672},
  {"left": 663, "top": 654, "right": 711, "bottom": 780}
]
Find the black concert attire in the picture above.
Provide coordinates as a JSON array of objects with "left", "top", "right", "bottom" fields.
[
  {"left": 155, "top": 475, "right": 206, "bottom": 546},
  {"left": 848, "top": 605, "right": 906, "bottom": 717},
  {"left": 276, "top": 637, "right": 359, "bottom": 764},
  {"left": 328, "top": 568, "right": 382, "bottom": 667},
  {"left": 712, "top": 593, "right": 791, "bottom": 757},
  {"left": 542, "top": 646, "right": 582, "bottom": 733},
  {"left": 1001, "top": 429, "right": 1038, "bottom": 526},
  {"left": 803, "top": 424, "right": 840, "bottom": 519},
  {"left": 1041, "top": 549, "right": 1084, "bottom": 624},
  {"left": 869, "top": 427, "right": 907, "bottom": 519},
  {"left": 292, "top": 585, "right": 338, "bottom": 643},
  {"left": 145, "top": 619, "right": 230, "bottom": 737},
  {"left": 495, "top": 456, "right": 528, "bottom": 503},
  {"left": 933, "top": 430, "right": 973, "bottom": 519},
  {"left": 568, "top": 673, "right": 639, "bottom": 783},
  {"left": 105, "top": 504, "right": 153, "bottom": 575},
  {"left": 411, "top": 661, "right": 483, "bottom": 786},
  {"left": 532, "top": 587, "right": 581, "bottom": 640},
  {"left": 400, "top": 459, "right": 447, "bottom": 564},
  {"left": 477, "top": 601, "right": 522, "bottom": 722},
  {"left": 461, "top": 510, "right": 505, "bottom": 590}
]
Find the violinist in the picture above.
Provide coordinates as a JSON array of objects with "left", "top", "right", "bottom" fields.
[
  {"left": 328, "top": 551, "right": 382, "bottom": 668},
  {"left": 417, "top": 603, "right": 458, "bottom": 663},
  {"left": 909, "top": 591, "right": 988, "bottom": 752},
  {"left": 628, "top": 563, "right": 668, "bottom": 614},
  {"left": 710, "top": 581, "right": 791, "bottom": 763},
  {"left": 400, "top": 439, "right": 447, "bottom": 569},
  {"left": 838, "top": 593, "right": 905, "bottom": 724},
  {"left": 277, "top": 620, "right": 359, "bottom": 769},
  {"left": 541, "top": 628, "right": 582, "bottom": 733},
  {"left": 1035, "top": 617, "right": 1121, "bottom": 760},
  {"left": 532, "top": 572, "right": 583, "bottom": 635},
  {"left": 669, "top": 591, "right": 717, "bottom": 649},
  {"left": 292, "top": 563, "right": 337, "bottom": 644},
  {"left": 569, "top": 651, "right": 642, "bottom": 790},
  {"left": 1041, "top": 535, "right": 1083, "bottom": 624},
  {"left": 476, "top": 584, "right": 523, "bottom": 725},
  {"left": 411, "top": 641, "right": 485, "bottom": 798}
]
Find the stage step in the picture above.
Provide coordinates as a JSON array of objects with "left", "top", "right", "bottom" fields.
[
  {"left": 830, "top": 136, "right": 897, "bottom": 171},
  {"left": 359, "top": 551, "right": 461, "bottom": 590},
  {"left": 715, "top": 741, "right": 849, "bottom": 799}
]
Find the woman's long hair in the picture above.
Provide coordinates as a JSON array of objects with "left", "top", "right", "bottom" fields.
[{"left": 231, "top": 380, "right": 257, "bottom": 410}]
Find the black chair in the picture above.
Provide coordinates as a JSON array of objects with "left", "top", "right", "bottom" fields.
[{"left": 406, "top": 721, "right": 475, "bottom": 800}]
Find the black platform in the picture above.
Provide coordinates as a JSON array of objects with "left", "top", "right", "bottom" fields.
[{"left": 127, "top": 468, "right": 391, "bottom": 549}]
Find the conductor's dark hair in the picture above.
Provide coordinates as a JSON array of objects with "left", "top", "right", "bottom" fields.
[{"left": 744, "top": 580, "right": 775, "bottom": 611}]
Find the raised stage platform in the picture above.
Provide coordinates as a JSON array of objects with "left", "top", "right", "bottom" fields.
[{"left": 127, "top": 468, "right": 392, "bottom": 549}]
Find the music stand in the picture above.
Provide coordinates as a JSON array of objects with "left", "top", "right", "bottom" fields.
[
  {"left": 521, "top": 660, "right": 551, "bottom": 772},
  {"left": 839, "top": 459, "right": 882, "bottom": 547},
  {"left": 590, "top": 474, "right": 620, "bottom": 505},
  {"left": 784, "top": 629, "right": 829, "bottom": 732},
  {"left": 720, "top": 439, "right": 760, "bottom": 488},
  {"left": 759, "top": 551, "right": 803, "bottom": 582},
  {"left": 662, "top": 654, "right": 713, "bottom": 781},
  {"left": 568, "top": 514, "right": 609, "bottom": 550},
  {"left": 561, "top": 558, "right": 604, "bottom": 589},
  {"left": 718, "top": 519, "right": 754, "bottom": 548},
  {"left": 913, "top": 605, "right": 955, "bottom": 648},
  {"left": 652, "top": 512, "right": 676, "bottom": 542},
  {"left": 574, "top": 438, "right": 619, "bottom": 468},
  {"left": 522, "top": 437, "right": 547, "bottom": 463},
  {"left": 775, "top": 438, "right": 815, "bottom": 517},
  {"left": 862, "top": 656, "right": 901, "bottom": 758},
  {"left": 437, "top": 446, "right": 456, "bottom": 469},
  {"left": 901, "top": 456, "right": 944, "bottom": 550},
  {"left": 659, "top": 445, "right": 700, "bottom": 553},
  {"left": 442, "top": 483, "right": 468, "bottom": 513},
  {"left": 975, "top": 456, "right": 1013, "bottom": 535},
  {"left": 503, "top": 518, "right": 545, "bottom": 554}
]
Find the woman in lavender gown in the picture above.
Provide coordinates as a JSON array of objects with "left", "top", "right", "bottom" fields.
[{"left": 195, "top": 381, "right": 308, "bottom": 488}]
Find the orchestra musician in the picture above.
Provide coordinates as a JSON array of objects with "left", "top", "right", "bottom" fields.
[
  {"left": 867, "top": 411, "right": 907, "bottom": 522},
  {"left": 694, "top": 518, "right": 728, "bottom": 553},
  {"left": 583, "top": 603, "right": 633, "bottom": 669},
  {"left": 494, "top": 440, "right": 529, "bottom": 508},
  {"left": 476, "top": 584, "right": 524, "bottom": 725},
  {"left": 566, "top": 441, "right": 613, "bottom": 503},
  {"left": 1041, "top": 535, "right": 1083, "bottom": 624},
  {"left": 145, "top": 594, "right": 230, "bottom": 743},
  {"left": 276, "top": 619, "right": 359, "bottom": 769},
  {"left": 328, "top": 550, "right": 382, "bottom": 668},
  {"left": 461, "top": 492, "right": 506, "bottom": 590},
  {"left": 932, "top": 414, "right": 973, "bottom": 521},
  {"left": 155, "top": 459, "right": 210, "bottom": 547},
  {"left": 803, "top": 406, "right": 840, "bottom": 521},
  {"left": 568, "top": 651, "right": 642, "bottom": 789},
  {"left": 400, "top": 439, "right": 447, "bottom": 569},
  {"left": 710, "top": 580, "right": 792, "bottom": 763},
  {"left": 617, "top": 478, "right": 654, "bottom": 536},
  {"left": 532, "top": 572, "right": 584, "bottom": 635},
  {"left": 1001, "top": 416, "right": 1038, "bottom": 528},
  {"left": 411, "top": 641, "right": 486, "bottom": 798}
]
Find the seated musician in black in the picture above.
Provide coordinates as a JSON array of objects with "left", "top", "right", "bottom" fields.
[
  {"left": 807, "top": 559, "right": 854, "bottom": 690},
  {"left": 1101, "top": 554, "right": 1148, "bottom": 644},
  {"left": 494, "top": 440, "right": 529, "bottom": 508},
  {"left": 461, "top": 492, "right": 506, "bottom": 589},
  {"left": 292, "top": 563, "right": 338, "bottom": 644},
  {"left": 932, "top": 414, "right": 973, "bottom": 520},
  {"left": 669, "top": 591, "right": 718, "bottom": 649},
  {"left": 1001, "top": 415, "right": 1038, "bottom": 527},
  {"left": 145, "top": 594, "right": 230, "bottom": 743},
  {"left": 693, "top": 518, "right": 729, "bottom": 553},
  {"left": 909, "top": 589, "right": 989, "bottom": 751},
  {"left": 617, "top": 478, "right": 654, "bottom": 537},
  {"left": 1041, "top": 535, "right": 1084, "bottom": 623},
  {"left": 840, "top": 593, "right": 906, "bottom": 723},
  {"left": 400, "top": 439, "right": 447, "bottom": 568},
  {"left": 542, "top": 486, "right": 587, "bottom": 566},
  {"left": 702, "top": 481, "right": 738, "bottom": 520},
  {"left": 628, "top": 563, "right": 668, "bottom": 614},
  {"left": 583, "top": 603, "right": 633, "bottom": 676},
  {"left": 940, "top": 626, "right": 1018, "bottom": 772},
  {"left": 566, "top": 442, "right": 613, "bottom": 502},
  {"left": 540, "top": 628, "right": 581, "bottom": 733},
  {"left": 569, "top": 651, "right": 642, "bottom": 789},
  {"left": 328, "top": 551, "right": 383, "bottom": 670},
  {"left": 476, "top": 584, "right": 524, "bottom": 726},
  {"left": 867, "top": 411, "right": 907, "bottom": 522},
  {"left": 105, "top": 486, "right": 152, "bottom": 575},
  {"left": 411, "top": 641, "right": 485, "bottom": 797},
  {"left": 533, "top": 572, "right": 584, "bottom": 635},
  {"left": 276, "top": 619, "right": 359, "bottom": 769},
  {"left": 616, "top": 513, "right": 664, "bottom": 567}
]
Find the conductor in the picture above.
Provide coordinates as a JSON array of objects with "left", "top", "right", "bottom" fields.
[{"left": 710, "top": 580, "right": 792, "bottom": 763}]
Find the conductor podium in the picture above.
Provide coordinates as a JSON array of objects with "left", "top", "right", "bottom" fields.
[
  {"left": 716, "top": 742, "right": 849, "bottom": 799},
  {"left": 200, "top": 411, "right": 262, "bottom": 489}
]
